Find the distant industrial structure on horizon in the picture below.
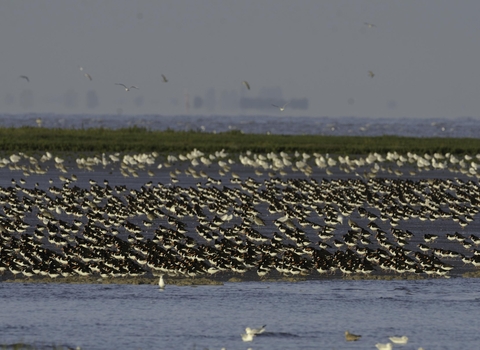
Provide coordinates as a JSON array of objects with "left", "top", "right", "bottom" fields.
[{"left": 3, "top": 85, "right": 309, "bottom": 114}]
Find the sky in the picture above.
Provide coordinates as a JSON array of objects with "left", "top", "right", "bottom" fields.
[{"left": 1, "top": 1, "right": 480, "bottom": 118}]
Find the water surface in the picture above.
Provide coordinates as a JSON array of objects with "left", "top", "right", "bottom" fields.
[{"left": 2, "top": 278, "right": 479, "bottom": 349}]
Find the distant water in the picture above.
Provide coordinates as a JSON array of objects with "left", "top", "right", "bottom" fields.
[
  {"left": 2, "top": 113, "right": 480, "bottom": 137},
  {"left": 2, "top": 278, "right": 480, "bottom": 349}
]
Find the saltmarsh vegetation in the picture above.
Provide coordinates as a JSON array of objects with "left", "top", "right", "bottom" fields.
[{"left": 0, "top": 126, "right": 479, "bottom": 154}]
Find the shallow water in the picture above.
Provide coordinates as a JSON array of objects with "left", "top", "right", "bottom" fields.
[{"left": 2, "top": 278, "right": 480, "bottom": 349}]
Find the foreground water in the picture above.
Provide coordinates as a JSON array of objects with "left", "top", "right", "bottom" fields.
[{"left": 2, "top": 278, "right": 480, "bottom": 349}]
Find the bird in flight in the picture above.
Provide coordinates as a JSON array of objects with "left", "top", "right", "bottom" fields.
[
  {"left": 19, "top": 75, "right": 29, "bottom": 82},
  {"left": 272, "top": 102, "right": 289, "bottom": 111},
  {"left": 368, "top": 70, "right": 375, "bottom": 78},
  {"left": 78, "top": 66, "right": 93, "bottom": 81},
  {"left": 364, "top": 22, "right": 376, "bottom": 28},
  {"left": 161, "top": 74, "right": 168, "bottom": 83},
  {"left": 115, "top": 83, "right": 139, "bottom": 91},
  {"left": 242, "top": 81, "right": 250, "bottom": 90}
]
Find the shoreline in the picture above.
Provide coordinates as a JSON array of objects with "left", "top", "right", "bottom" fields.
[{"left": 4, "top": 269, "right": 480, "bottom": 286}]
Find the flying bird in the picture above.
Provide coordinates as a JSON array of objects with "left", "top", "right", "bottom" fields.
[
  {"left": 78, "top": 66, "right": 92, "bottom": 80},
  {"left": 242, "top": 80, "right": 250, "bottom": 90},
  {"left": 115, "top": 83, "right": 139, "bottom": 91},
  {"left": 161, "top": 74, "right": 168, "bottom": 83},
  {"left": 368, "top": 71, "right": 375, "bottom": 78},
  {"left": 19, "top": 75, "right": 29, "bottom": 82},
  {"left": 272, "top": 102, "right": 289, "bottom": 112},
  {"left": 364, "top": 22, "right": 376, "bottom": 28}
]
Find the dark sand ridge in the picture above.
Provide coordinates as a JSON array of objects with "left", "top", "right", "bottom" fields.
[{"left": 2, "top": 149, "right": 480, "bottom": 285}]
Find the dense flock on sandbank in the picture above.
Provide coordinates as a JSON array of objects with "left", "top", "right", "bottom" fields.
[{"left": 2, "top": 148, "right": 480, "bottom": 283}]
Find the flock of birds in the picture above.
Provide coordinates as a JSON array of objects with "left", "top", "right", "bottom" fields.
[
  {"left": 345, "top": 331, "right": 413, "bottom": 350},
  {"left": 17, "top": 22, "right": 382, "bottom": 115},
  {"left": 5, "top": 21, "right": 456, "bottom": 350},
  {"left": 241, "top": 326, "right": 413, "bottom": 347},
  {"left": 1, "top": 147, "right": 480, "bottom": 285},
  {"left": 19, "top": 65, "right": 294, "bottom": 113}
]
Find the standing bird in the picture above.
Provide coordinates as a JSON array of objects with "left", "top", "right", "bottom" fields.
[
  {"left": 253, "top": 215, "right": 266, "bottom": 227},
  {"left": 272, "top": 102, "right": 289, "bottom": 112},
  {"left": 368, "top": 71, "right": 375, "bottom": 78},
  {"left": 115, "top": 83, "right": 139, "bottom": 91},
  {"left": 158, "top": 274, "right": 165, "bottom": 289},
  {"left": 19, "top": 75, "right": 30, "bottom": 82},
  {"left": 345, "top": 330, "right": 361, "bottom": 341},
  {"left": 242, "top": 80, "right": 250, "bottom": 90},
  {"left": 161, "top": 74, "right": 168, "bottom": 83}
]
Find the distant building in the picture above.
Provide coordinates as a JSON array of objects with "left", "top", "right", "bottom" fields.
[
  {"left": 240, "top": 97, "right": 309, "bottom": 110},
  {"left": 86, "top": 90, "right": 99, "bottom": 109}
]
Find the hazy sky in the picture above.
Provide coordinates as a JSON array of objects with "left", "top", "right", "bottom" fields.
[{"left": 1, "top": 1, "right": 480, "bottom": 118}]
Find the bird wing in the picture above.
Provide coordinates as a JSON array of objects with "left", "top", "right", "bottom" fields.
[
  {"left": 20, "top": 75, "right": 29, "bottom": 82},
  {"left": 243, "top": 81, "right": 250, "bottom": 90},
  {"left": 272, "top": 104, "right": 279, "bottom": 108},
  {"left": 162, "top": 74, "right": 168, "bottom": 82},
  {"left": 115, "top": 83, "right": 127, "bottom": 88},
  {"left": 85, "top": 73, "right": 92, "bottom": 81},
  {"left": 130, "top": 86, "right": 139, "bottom": 89}
]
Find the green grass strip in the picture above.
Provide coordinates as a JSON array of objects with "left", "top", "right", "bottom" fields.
[{"left": 0, "top": 126, "right": 478, "bottom": 154}]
